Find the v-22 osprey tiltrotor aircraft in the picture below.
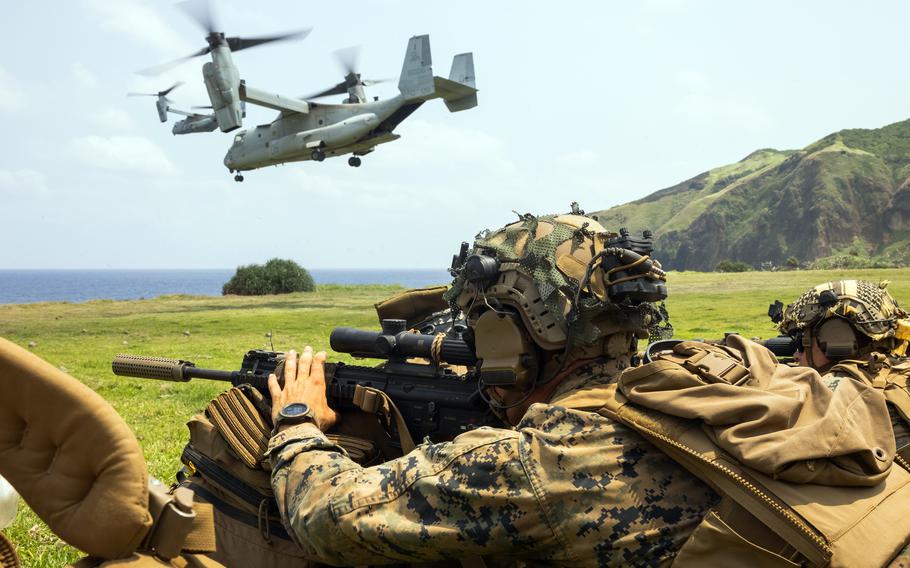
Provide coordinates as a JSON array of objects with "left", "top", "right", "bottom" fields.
[
  {"left": 128, "top": 81, "right": 237, "bottom": 135},
  {"left": 224, "top": 36, "right": 476, "bottom": 180},
  {"left": 135, "top": 2, "right": 478, "bottom": 181}
]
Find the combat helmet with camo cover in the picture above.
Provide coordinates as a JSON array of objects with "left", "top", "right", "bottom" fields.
[
  {"left": 445, "top": 204, "right": 671, "bottom": 402},
  {"left": 777, "top": 279, "right": 910, "bottom": 360}
]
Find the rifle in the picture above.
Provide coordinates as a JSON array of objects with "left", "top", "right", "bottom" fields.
[
  {"left": 112, "top": 319, "right": 501, "bottom": 445},
  {"left": 644, "top": 335, "right": 798, "bottom": 363}
]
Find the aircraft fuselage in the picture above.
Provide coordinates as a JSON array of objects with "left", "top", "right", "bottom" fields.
[{"left": 223, "top": 95, "right": 416, "bottom": 171}]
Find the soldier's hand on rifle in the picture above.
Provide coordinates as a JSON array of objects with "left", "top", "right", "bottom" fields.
[{"left": 268, "top": 346, "right": 338, "bottom": 432}]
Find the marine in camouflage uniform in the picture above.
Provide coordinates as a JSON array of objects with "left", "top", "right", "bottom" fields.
[
  {"left": 267, "top": 211, "right": 719, "bottom": 566},
  {"left": 776, "top": 279, "right": 910, "bottom": 448}
]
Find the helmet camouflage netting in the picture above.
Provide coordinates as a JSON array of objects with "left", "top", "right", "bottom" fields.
[
  {"left": 445, "top": 207, "right": 671, "bottom": 351},
  {"left": 779, "top": 280, "right": 910, "bottom": 355}
]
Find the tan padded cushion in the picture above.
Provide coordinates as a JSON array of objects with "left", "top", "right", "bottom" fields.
[{"left": 0, "top": 337, "right": 152, "bottom": 558}]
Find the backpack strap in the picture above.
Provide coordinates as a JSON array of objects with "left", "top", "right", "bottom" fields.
[
  {"left": 558, "top": 382, "right": 831, "bottom": 567},
  {"left": 832, "top": 359, "right": 910, "bottom": 424}
]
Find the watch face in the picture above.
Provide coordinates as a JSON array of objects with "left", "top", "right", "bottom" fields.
[{"left": 282, "top": 403, "right": 311, "bottom": 418}]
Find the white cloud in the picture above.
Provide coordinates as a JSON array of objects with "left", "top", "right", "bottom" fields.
[
  {"left": 92, "top": 109, "right": 135, "bottom": 131},
  {"left": 0, "top": 65, "right": 27, "bottom": 112},
  {"left": 641, "top": 0, "right": 688, "bottom": 14},
  {"left": 69, "top": 136, "right": 177, "bottom": 176},
  {"left": 555, "top": 149, "right": 598, "bottom": 168},
  {"left": 0, "top": 170, "right": 47, "bottom": 194},
  {"left": 71, "top": 63, "right": 98, "bottom": 89},
  {"left": 672, "top": 69, "right": 772, "bottom": 132},
  {"left": 283, "top": 168, "right": 429, "bottom": 210},
  {"left": 379, "top": 119, "right": 517, "bottom": 176},
  {"left": 85, "top": 0, "right": 190, "bottom": 54}
]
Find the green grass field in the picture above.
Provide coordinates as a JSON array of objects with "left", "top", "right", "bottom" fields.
[{"left": 2, "top": 270, "right": 908, "bottom": 566}]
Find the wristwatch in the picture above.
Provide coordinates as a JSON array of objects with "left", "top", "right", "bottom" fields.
[{"left": 274, "top": 402, "right": 317, "bottom": 431}]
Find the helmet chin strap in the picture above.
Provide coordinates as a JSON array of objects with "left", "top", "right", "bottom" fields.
[{"left": 803, "top": 328, "right": 815, "bottom": 368}]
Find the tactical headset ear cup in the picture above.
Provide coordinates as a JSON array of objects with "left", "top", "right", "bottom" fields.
[
  {"left": 473, "top": 309, "right": 540, "bottom": 392},
  {"left": 816, "top": 318, "right": 859, "bottom": 359}
]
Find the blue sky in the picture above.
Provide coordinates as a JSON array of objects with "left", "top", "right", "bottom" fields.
[{"left": 2, "top": 1, "right": 908, "bottom": 269}]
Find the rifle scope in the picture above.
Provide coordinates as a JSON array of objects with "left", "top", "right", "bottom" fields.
[
  {"left": 330, "top": 319, "right": 477, "bottom": 366},
  {"left": 762, "top": 335, "right": 797, "bottom": 357}
]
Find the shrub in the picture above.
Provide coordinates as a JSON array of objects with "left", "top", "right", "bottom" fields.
[
  {"left": 222, "top": 258, "right": 315, "bottom": 296},
  {"left": 785, "top": 256, "right": 799, "bottom": 270},
  {"left": 715, "top": 260, "right": 753, "bottom": 273}
]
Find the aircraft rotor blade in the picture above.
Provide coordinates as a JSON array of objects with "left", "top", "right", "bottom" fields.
[
  {"left": 137, "top": 47, "right": 211, "bottom": 76},
  {"left": 178, "top": 0, "right": 218, "bottom": 35},
  {"left": 334, "top": 46, "right": 360, "bottom": 75},
  {"left": 127, "top": 81, "right": 184, "bottom": 98},
  {"left": 301, "top": 81, "right": 349, "bottom": 100},
  {"left": 191, "top": 105, "right": 214, "bottom": 109},
  {"left": 227, "top": 28, "right": 312, "bottom": 52},
  {"left": 159, "top": 81, "right": 184, "bottom": 96},
  {"left": 361, "top": 77, "right": 392, "bottom": 87}
]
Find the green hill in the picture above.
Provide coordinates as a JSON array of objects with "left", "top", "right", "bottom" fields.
[{"left": 592, "top": 119, "right": 910, "bottom": 270}]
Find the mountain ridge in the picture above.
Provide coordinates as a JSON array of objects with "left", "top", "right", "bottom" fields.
[{"left": 592, "top": 118, "right": 910, "bottom": 270}]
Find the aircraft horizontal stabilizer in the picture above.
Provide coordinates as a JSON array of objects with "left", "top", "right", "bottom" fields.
[{"left": 436, "top": 52, "right": 476, "bottom": 112}]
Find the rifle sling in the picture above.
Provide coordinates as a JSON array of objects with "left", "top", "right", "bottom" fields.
[{"left": 352, "top": 384, "right": 417, "bottom": 453}]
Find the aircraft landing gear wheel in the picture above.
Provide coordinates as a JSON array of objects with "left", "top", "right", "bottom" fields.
[
  {"left": 311, "top": 149, "right": 326, "bottom": 162},
  {"left": 348, "top": 156, "right": 362, "bottom": 167},
  {"left": 234, "top": 174, "right": 244, "bottom": 182}
]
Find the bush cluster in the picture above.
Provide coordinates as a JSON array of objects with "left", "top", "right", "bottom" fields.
[
  {"left": 222, "top": 258, "right": 315, "bottom": 296},
  {"left": 715, "top": 260, "right": 753, "bottom": 273}
]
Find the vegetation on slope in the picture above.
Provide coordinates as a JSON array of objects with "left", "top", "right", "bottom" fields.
[{"left": 593, "top": 119, "right": 910, "bottom": 270}]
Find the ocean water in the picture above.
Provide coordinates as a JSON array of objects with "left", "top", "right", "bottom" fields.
[{"left": 0, "top": 269, "right": 451, "bottom": 305}]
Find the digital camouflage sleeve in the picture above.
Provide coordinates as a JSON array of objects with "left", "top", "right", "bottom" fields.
[{"left": 268, "top": 365, "right": 719, "bottom": 567}]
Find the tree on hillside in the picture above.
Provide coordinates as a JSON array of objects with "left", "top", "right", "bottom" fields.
[
  {"left": 222, "top": 258, "right": 315, "bottom": 296},
  {"left": 785, "top": 256, "right": 800, "bottom": 270}
]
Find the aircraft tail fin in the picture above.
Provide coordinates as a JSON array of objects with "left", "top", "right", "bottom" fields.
[
  {"left": 398, "top": 35, "right": 435, "bottom": 100},
  {"left": 437, "top": 53, "right": 477, "bottom": 112},
  {"left": 449, "top": 53, "right": 475, "bottom": 88}
]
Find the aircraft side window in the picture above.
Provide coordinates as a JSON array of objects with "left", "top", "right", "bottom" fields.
[{"left": 234, "top": 135, "right": 243, "bottom": 143}]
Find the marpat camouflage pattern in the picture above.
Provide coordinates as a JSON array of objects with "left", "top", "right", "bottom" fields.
[{"left": 269, "top": 360, "right": 719, "bottom": 567}]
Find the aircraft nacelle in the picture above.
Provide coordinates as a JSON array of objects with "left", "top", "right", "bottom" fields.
[
  {"left": 202, "top": 47, "right": 242, "bottom": 133},
  {"left": 172, "top": 115, "right": 218, "bottom": 135},
  {"left": 155, "top": 97, "right": 168, "bottom": 123}
]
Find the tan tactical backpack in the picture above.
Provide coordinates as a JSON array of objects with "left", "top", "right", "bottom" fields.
[
  {"left": 0, "top": 337, "right": 223, "bottom": 567},
  {"left": 177, "top": 383, "right": 400, "bottom": 568},
  {"left": 828, "top": 356, "right": 910, "bottom": 452},
  {"left": 557, "top": 335, "right": 910, "bottom": 567}
]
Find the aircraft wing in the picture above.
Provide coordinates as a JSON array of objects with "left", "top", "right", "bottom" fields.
[
  {"left": 167, "top": 108, "right": 210, "bottom": 119},
  {"left": 239, "top": 82, "right": 310, "bottom": 115}
]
